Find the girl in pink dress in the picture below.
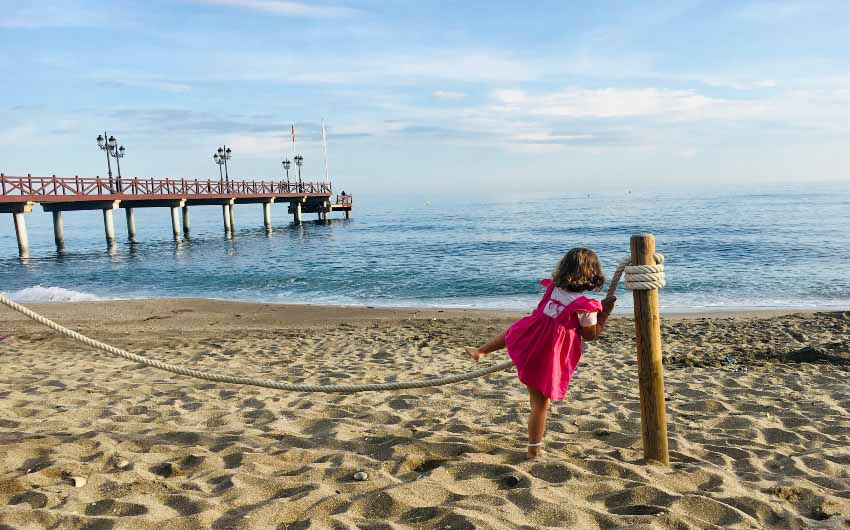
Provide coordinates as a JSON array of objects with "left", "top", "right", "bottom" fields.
[{"left": 465, "top": 248, "right": 616, "bottom": 459}]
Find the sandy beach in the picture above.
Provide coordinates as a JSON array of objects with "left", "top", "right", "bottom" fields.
[{"left": 0, "top": 299, "right": 848, "bottom": 529}]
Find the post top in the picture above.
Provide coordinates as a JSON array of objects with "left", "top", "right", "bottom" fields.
[{"left": 630, "top": 233, "right": 657, "bottom": 265}]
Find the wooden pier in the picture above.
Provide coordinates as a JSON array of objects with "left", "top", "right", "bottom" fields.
[{"left": 1, "top": 174, "right": 353, "bottom": 256}]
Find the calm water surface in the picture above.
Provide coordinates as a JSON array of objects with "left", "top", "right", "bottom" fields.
[{"left": 2, "top": 185, "right": 849, "bottom": 312}]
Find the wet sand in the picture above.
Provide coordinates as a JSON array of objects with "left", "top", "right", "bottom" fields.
[{"left": 1, "top": 299, "right": 849, "bottom": 529}]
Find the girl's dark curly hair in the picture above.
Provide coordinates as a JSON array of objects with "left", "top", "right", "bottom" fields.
[{"left": 553, "top": 248, "right": 605, "bottom": 292}]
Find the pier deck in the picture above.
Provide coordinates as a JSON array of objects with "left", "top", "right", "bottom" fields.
[{"left": 1, "top": 174, "right": 353, "bottom": 256}]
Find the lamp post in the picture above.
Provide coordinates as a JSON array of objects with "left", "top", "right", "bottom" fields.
[
  {"left": 294, "top": 154, "right": 303, "bottom": 192},
  {"left": 96, "top": 133, "right": 126, "bottom": 192},
  {"left": 114, "top": 143, "right": 125, "bottom": 191},
  {"left": 282, "top": 158, "right": 291, "bottom": 190},
  {"left": 214, "top": 151, "right": 225, "bottom": 182},
  {"left": 214, "top": 145, "right": 232, "bottom": 182}
]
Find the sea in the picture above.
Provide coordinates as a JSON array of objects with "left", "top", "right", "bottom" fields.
[{"left": 2, "top": 184, "right": 849, "bottom": 313}]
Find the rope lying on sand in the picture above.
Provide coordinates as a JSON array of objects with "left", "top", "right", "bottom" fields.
[{"left": 0, "top": 254, "right": 663, "bottom": 393}]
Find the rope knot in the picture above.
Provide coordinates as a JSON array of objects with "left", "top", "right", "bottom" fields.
[
  {"left": 606, "top": 253, "right": 666, "bottom": 299},
  {"left": 625, "top": 253, "right": 665, "bottom": 291}
]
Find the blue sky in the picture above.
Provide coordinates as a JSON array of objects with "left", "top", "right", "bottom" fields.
[{"left": 1, "top": 0, "right": 848, "bottom": 194}]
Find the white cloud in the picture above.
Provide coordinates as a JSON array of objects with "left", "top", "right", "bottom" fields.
[
  {"left": 432, "top": 91, "right": 465, "bottom": 101},
  {"left": 736, "top": 1, "right": 821, "bottom": 21},
  {"left": 89, "top": 71, "right": 192, "bottom": 93},
  {"left": 492, "top": 89, "right": 529, "bottom": 107},
  {"left": 491, "top": 87, "right": 720, "bottom": 119},
  {"left": 178, "top": 48, "right": 539, "bottom": 85},
  {"left": 511, "top": 132, "right": 594, "bottom": 144},
  {"left": 198, "top": 0, "right": 357, "bottom": 17},
  {"left": 227, "top": 134, "right": 288, "bottom": 155},
  {"left": 697, "top": 76, "right": 779, "bottom": 90},
  {"left": 0, "top": 1, "right": 107, "bottom": 28}
]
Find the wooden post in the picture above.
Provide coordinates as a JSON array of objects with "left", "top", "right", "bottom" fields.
[
  {"left": 182, "top": 205, "right": 190, "bottom": 236},
  {"left": 103, "top": 208, "right": 115, "bottom": 246},
  {"left": 52, "top": 211, "right": 64, "bottom": 249},
  {"left": 630, "top": 234, "right": 669, "bottom": 465},
  {"left": 229, "top": 204, "right": 236, "bottom": 231},
  {"left": 13, "top": 213, "right": 29, "bottom": 257},
  {"left": 263, "top": 202, "right": 272, "bottom": 228},
  {"left": 344, "top": 209, "right": 350, "bottom": 220},
  {"left": 170, "top": 207, "right": 180, "bottom": 239},
  {"left": 125, "top": 208, "right": 136, "bottom": 240},
  {"left": 293, "top": 201, "right": 302, "bottom": 225},
  {"left": 222, "top": 204, "right": 232, "bottom": 233}
]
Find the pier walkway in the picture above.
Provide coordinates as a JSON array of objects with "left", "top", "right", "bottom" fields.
[{"left": 1, "top": 174, "right": 353, "bottom": 256}]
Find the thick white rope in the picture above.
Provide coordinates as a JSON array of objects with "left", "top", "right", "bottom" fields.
[
  {"left": 0, "top": 253, "right": 663, "bottom": 393},
  {"left": 605, "top": 253, "right": 665, "bottom": 300},
  {"left": 0, "top": 292, "right": 513, "bottom": 392}
]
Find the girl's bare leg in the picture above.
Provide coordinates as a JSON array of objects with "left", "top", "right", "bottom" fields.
[
  {"left": 465, "top": 331, "right": 506, "bottom": 360},
  {"left": 527, "top": 386, "right": 550, "bottom": 459}
]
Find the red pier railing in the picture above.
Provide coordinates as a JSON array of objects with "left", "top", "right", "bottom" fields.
[{"left": 0, "top": 174, "right": 334, "bottom": 202}]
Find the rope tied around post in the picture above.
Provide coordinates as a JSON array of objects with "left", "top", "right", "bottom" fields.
[{"left": 605, "top": 253, "right": 665, "bottom": 300}]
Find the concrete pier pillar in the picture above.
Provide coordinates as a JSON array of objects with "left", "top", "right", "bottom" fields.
[
  {"left": 170, "top": 207, "right": 180, "bottom": 238},
  {"left": 52, "top": 211, "right": 64, "bottom": 249},
  {"left": 13, "top": 212, "right": 29, "bottom": 257},
  {"left": 182, "top": 206, "right": 190, "bottom": 236},
  {"left": 263, "top": 202, "right": 272, "bottom": 228},
  {"left": 223, "top": 204, "right": 232, "bottom": 232},
  {"left": 103, "top": 208, "right": 115, "bottom": 245},
  {"left": 229, "top": 205, "right": 236, "bottom": 231},
  {"left": 344, "top": 210, "right": 350, "bottom": 220},
  {"left": 125, "top": 208, "right": 136, "bottom": 240},
  {"left": 293, "top": 201, "right": 302, "bottom": 225}
]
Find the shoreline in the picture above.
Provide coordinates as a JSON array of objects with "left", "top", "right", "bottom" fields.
[
  {"left": 0, "top": 296, "right": 828, "bottom": 328},
  {"left": 6, "top": 286, "right": 850, "bottom": 318}
]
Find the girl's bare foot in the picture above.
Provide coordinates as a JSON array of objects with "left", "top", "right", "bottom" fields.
[
  {"left": 465, "top": 347, "right": 483, "bottom": 361},
  {"left": 527, "top": 442, "right": 543, "bottom": 460}
]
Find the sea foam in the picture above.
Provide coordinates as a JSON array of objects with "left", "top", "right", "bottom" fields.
[{"left": 5, "top": 285, "right": 102, "bottom": 303}]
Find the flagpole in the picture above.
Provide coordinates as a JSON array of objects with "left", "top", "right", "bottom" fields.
[{"left": 322, "top": 119, "right": 330, "bottom": 184}]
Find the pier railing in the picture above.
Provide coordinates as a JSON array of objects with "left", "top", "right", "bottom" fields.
[
  {"left": 337, "top": 193, "right": 353, "bottom": 205},
  {"left": 0, "top": 174, "right": 332, "bottom": 200}
]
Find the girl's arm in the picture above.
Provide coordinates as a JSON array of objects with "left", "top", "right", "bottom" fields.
[{"left": 580, "top": 296, "right": 616, "bottom": 341}]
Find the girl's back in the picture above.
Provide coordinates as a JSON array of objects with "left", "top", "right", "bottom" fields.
[{"left": 506, "top": 279, "right": 602, "bottom": 401}]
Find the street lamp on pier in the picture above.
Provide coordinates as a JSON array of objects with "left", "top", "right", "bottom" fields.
[
  {"left": 282, "top": 158, "right": 291, "bottom": 188},
  {"left": 294, "top": 154, "right": 303, "bottom": 192},
  {"left": 96, "top": 133, "right": 126, "bottom": 192},
  {"left": 213, "top": 146, "right": 232, "bottom": 185}
]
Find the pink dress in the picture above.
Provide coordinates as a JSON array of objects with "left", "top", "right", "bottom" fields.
[{"left": 505, "top": 279, "right": 602, "bottom": 401}]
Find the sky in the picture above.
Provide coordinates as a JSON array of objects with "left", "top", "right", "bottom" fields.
[{"left": 1, "top": 0, "right": 849, "bottom": 194}]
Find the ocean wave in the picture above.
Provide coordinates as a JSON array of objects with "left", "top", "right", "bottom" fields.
[{"left": 4, "top": 285, "right": 103, "bottom": 303}]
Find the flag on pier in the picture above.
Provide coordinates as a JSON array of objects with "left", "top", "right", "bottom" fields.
[{"left": 322, "top": 119, "right": 330, "bottom": 184}]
